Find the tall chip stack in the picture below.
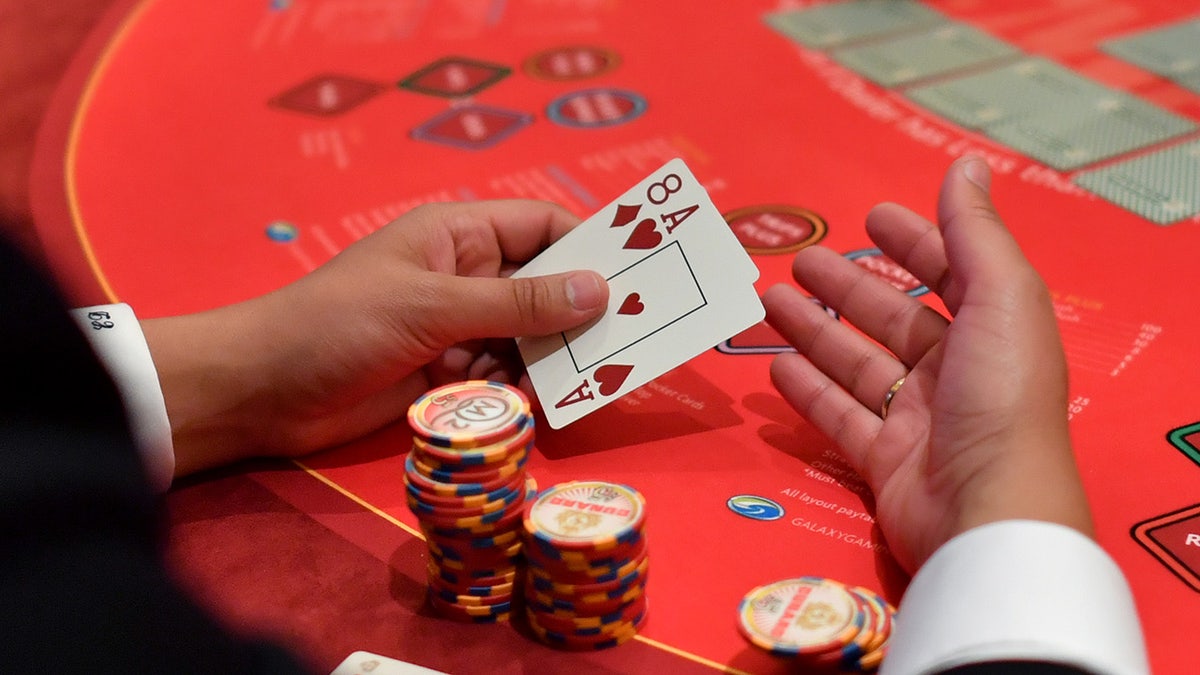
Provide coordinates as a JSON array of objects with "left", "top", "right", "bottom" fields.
[
  {"left": 520, "top": 480, "right": 650, "bottom": 650},
  {"left": 404, "top": 381, "right": 537, "bottom": 623}
]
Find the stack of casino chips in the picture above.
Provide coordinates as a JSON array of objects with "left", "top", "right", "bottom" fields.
[
  {"left": 736, "top": 577, "right": 897, "bottom": 671},
  {"left": 404, "top": 381, "right": 537, "bottom": 624},
  {"left": 520, "top": 480, "right": 649, "bottom": 650}
]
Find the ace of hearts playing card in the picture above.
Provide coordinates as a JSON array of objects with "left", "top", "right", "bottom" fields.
[{"left": 513, "top": 158, "right": 763, "bottom": 428}]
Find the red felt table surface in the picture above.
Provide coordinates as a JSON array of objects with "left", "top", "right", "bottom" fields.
[{"left": 29, "top": 1, "right": 1200, "bottom": 673}]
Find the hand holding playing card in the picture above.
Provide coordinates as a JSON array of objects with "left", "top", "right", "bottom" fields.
[
  {"left": 514, "top": 159, "right": 764, "bottom": 428},
  {"left": 142, "top": 200, "right": 609, "bottom": 477}
]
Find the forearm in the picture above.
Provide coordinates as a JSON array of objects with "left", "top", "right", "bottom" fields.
[
  {"left": 949, "top": 441, "right": 1095, "bottom": 542},
  {"left": 141, "top": 301, "right": 289, "bottom": 477},
  {"left": 932, "top": 279, "right": 1095, "bottom": 547}
]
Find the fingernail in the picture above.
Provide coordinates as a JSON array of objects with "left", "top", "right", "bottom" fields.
[
  {"left": 961, "top": 156, "right": 992, "bottom": 191},
  {"left": 565, "top": 272, "right": 603, "bottom": 311}
]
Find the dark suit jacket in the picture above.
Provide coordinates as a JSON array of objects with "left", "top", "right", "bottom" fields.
[{"left": 0, "top": 231, "right": 306, "bottom": 672}]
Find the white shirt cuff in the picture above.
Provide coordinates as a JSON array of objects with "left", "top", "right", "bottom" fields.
[
  {"left": 69, "top": 303, "right": 174, "bottom": 492},
  {"left": 882, "top": 520, "right": 1149, "bottom": 675}
]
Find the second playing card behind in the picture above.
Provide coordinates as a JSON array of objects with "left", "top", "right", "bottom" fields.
[{"left": 513, "top": 158, "right": 763, "bottom": 428}]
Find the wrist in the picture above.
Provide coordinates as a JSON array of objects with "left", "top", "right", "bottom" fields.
[
  {"left": 142, "top": 300, "right": 287, "bottom": 476},
  {"left": 950, "top": 437, "right": 1094, "bottom": 541}
]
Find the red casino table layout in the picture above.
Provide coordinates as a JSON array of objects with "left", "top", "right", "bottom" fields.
[{"left": 28, "top": 0, "right": 1200, "bottom": 673}]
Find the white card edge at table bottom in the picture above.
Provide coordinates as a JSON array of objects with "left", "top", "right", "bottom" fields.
[{"left": 329, "top": 650, "right": 449, "bottom": 675}]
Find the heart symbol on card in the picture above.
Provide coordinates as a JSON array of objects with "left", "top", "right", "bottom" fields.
[
  {"left": 594, "top": 364, "right": 634, "bottom": 396},
  {"left": 618, "top": 293, "right": 645, "bottom": 315},
  {"left": 623, "top": 218, "right": 661, "bottom": 250}
]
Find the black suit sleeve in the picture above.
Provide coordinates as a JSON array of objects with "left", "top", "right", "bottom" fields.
[{"left": 0, "top": 230, "right": 309, "bottom": 673}]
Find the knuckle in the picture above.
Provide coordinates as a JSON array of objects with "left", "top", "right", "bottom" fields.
[{"left": 510, "top": 277, "right": 550, "bottom": 326}]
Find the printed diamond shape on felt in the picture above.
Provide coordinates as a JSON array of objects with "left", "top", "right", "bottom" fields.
[
  {"left": 411, "top": 105, "right": 533, "bottom": 150},
  {"left": 1132, "top": 503, "right": 1200, "bottom": 592},
  {"left": 399, "top": 57, "right": 512, "bottom": 98},
  {"left": 1168, "top": 422, "right": 1200, "bottom": 468},
  {"left": 269, "top": 75, "right": 385, "bottom": 116},
  {"left": 1074, "top": 139, "right": 1200, "bottom": 225}
]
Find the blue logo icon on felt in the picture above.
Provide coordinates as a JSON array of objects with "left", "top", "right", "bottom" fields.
[
  {"left": 265, "top": 221, "right": 298, "bottom": 243},
  {"left": 727, "top": 494, "right": 785, "bottom": 521}
]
